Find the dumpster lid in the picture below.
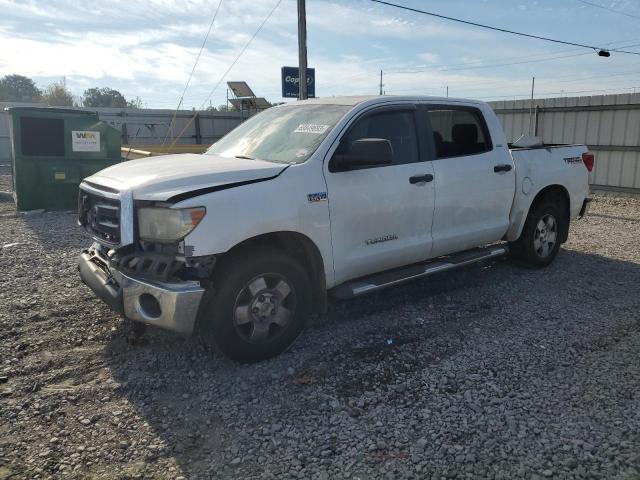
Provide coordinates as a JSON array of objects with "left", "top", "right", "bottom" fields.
[{"left": 4, "top": 106, "right": 96, "bottom": 116}]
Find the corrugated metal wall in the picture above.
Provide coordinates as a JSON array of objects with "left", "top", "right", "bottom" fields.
[
  {"left": 489, "top": 93, "right": 640, "bottom": 193},
  {"left": 0, "top": 103, "right": 244, "bottom": 164}
]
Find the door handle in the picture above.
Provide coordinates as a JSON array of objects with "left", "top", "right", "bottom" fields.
[
  {"left": 409, "top": 174, "right": 434, "bottom": 184},
  {"left": 494, "top": 164, "right": 513, "bottom": 173}
]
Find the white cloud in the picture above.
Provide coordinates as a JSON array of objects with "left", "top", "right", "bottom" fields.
[
  {"left": 307, "top": 1, "right": 489, "bottom": 40},
  {"left": 0, "top": 0, "right": 636, "bottom": 107},
  {"left": 418, "top": 52, "right": 441, "bottom": 64}
]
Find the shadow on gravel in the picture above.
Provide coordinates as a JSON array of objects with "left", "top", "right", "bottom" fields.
[{"left": 102, "top": 249, "right": 640, "bottom": 476}]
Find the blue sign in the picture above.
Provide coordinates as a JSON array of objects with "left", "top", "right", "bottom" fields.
[{"left": 281, "top": 66, "right": 315, "bottom": 98}]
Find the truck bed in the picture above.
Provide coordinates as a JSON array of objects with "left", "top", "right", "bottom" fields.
[
  {"left": 508, "top": 142, "right": 586, "bottom": 151},
  {"left": 505, "top": 142, "right": 590, "bottom": 241}
]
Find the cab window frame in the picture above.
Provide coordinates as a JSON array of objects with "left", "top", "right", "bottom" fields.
[
  {"left": 329, "top": 104, "right": 430, "bottom": 172},
  {"left": 421, "top": 104, "right": 493, "bottom": 160}
]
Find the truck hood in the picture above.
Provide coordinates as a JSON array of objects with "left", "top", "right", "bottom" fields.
[{"left": 86, "top": 153, "right": 288, "bottom": 202}]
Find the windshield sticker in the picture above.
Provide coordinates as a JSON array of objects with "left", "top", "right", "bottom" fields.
[
  {"left": 294, "top": 124, "right": 329, "bottom": 134},
  {"left": 295, "top": 149, "right": 309, "bottom": 158}
]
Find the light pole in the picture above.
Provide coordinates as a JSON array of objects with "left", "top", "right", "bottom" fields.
[{"left": 297, "top": 0, "right": 308, "bottom": 100}]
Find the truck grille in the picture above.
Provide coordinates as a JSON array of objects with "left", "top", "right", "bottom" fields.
[{"left": 78, "top": 187, "right": 121, "bottom": 245}]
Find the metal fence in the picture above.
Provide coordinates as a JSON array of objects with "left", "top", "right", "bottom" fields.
[
  {"left": 0, "top": 102, "right": 244, "bottom": 164},
  {"left": 489, "top": 93, "right": 640, "bottom": 194}
]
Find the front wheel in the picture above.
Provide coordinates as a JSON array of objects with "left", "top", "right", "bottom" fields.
[
  {"left": 510, "top": 196, "right": 566, "bottom": 267},
  {"left": 199, "top": 248, "right": 312, "bottom": 363}
]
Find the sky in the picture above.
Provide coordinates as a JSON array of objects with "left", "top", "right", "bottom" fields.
[{"left": 1, "top": 0, "right": 640, "bottom": 109}]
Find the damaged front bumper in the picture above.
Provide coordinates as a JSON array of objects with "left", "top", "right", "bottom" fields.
[{"left": 78, "top": 248, "right": 205, "bottom": 335}]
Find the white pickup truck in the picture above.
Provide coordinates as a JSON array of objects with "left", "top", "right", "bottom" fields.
[{"left": 78, "top": 96, "right": 592, "bottom": 362}]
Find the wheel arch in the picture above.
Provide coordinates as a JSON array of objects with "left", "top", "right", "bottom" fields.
[
  {"left": 221, "top": 231, "right": 328, "bottom": 317},
  {"left": 512, "top": 184, "right": 571, "bottom": 243}
]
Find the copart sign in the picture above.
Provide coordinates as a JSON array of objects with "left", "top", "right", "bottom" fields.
[{"left": 281, "top": 66, "right": 315, "bottom": 98}]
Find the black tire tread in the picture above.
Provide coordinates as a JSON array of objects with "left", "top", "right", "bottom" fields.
[
  {"left": 199, "top": 247, "right": 311, "bottom": 363},
  {"left": 509, "top": 193, "right": 567, "bottom": 268}
]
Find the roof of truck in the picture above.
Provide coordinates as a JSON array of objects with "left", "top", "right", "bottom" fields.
[{"left": 293, "top": 95, "right": 485, "bottom": 107}]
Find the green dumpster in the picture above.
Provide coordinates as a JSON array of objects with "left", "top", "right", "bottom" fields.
[{"left": 7, "top": 107, "right": 121, "bottom": 211}]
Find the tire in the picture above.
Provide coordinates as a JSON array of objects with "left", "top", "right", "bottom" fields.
[
  {"left": 199, "top": 247, "right": 312, "bottom": 363},
  {"left": 509, "top": 194, "right": 567, "bottom": 268}
]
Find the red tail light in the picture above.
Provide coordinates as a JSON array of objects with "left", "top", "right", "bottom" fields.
[{"left": 582, "top": 152, "right": 595, "bottom": 172}]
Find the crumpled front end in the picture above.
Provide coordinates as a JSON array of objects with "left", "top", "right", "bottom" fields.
[
  {"left": 77, "top": 178, "right": 213, "bottom": 335},
  {"left": 78, "top": 245, "right": 205, "bottom": 335}
]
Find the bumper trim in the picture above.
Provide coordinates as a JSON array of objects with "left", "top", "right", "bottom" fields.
[
  {"left": 78, "top": 251, "right": 204, "bottom": 335},
  {"left": 78, "top": 251, "right": 124, "bottom": 315}
]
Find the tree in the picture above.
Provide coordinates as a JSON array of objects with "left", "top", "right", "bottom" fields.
[
  {"left": 41, "top": 82, "right": 74, "bottom": 106},
  {"left": 217, "top": 103, "right": 239, "bottom": 112},
  {"left": 82, "top": 87, "right": 127, "bottom": 108},
  {"left": 0, "top": 74, "right": 41, "bottom": 102},
  {"left": 126, "top": 96, "right": 144, "bottom": 109}
]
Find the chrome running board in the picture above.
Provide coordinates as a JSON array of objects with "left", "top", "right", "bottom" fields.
[{"left": 331, "top": 245, "right": 509, "bottom": 299}]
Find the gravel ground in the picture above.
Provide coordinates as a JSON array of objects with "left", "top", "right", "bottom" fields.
[
  {"left": 1, "top": 179, "right": 640, "bottom": 479},
  {"left": 0, "top": 164, "right": 13, "bottom": 214}
]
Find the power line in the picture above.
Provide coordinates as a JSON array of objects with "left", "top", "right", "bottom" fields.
[
  {"left": 162, "top": 0, "right": 224, "bottom": 147},
  {"left": 480, "top": 85, "right": 640, "bottom": 100},
  {"left": 369, "top": 0, "right": 640, "bottom": 56},
  {"left": 318, "top": 37, "right": 640, "bottom": 93},
  {"left": 576, "top": 0, "right": 640, "bottom": 20},
  {"left": 388, "top": 71, "right": 640, "bottom": 95},
  {"left": 389, "top": 51, "right": 591, "bottom": 74},
  {"left": 555, "top": 68, "right": 640, "bottom": 83},
  {"left": 198, "top": 0, "right": 283, "bottom": 110},
  {"left": 389, "top": 41, "right": 640, "bottom": 75},
  {"left": 166, "top": 0, "right": 283, "bottom": 151},
  {"left": 387, "top": 36, "right": 640, "bottom": 74}
]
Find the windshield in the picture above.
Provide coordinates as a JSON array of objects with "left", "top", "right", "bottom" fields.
[{"left": 206, "top": 104, "right": 350, "bottom": 164}]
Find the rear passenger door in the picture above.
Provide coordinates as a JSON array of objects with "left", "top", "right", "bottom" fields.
[{"left": 422, "top": 105, "right": 515, "bottom": 257}]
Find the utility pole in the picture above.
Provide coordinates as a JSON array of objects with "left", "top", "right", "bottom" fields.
[
  {"left": 528, "top": 76, "right": 535, "bottom": 135},
  {"left": 297, "top": 0, "right": 308, "bottom": 100},
  {"left": 379, "top": 70, "right": 383, "bottom": 95}
]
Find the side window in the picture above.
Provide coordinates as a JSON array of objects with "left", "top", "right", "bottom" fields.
[
  {"left": 427, "top": 108, "right": 491, "bottom": 159},
  {"left": 339, "top": 110, "right": 419, "bottom": 166}
]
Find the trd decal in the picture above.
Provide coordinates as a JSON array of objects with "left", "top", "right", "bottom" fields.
[{"left": 563, "top": 156, "right": 582, "bottom": 165}]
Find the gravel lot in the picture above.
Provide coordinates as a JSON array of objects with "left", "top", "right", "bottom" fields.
[{"left": 1, "top": 168, "right": 640, "bottom": 479}]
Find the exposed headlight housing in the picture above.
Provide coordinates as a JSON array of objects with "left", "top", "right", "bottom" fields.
[{"left": 137, "top": 207, "right": 206, "bottom": 243}]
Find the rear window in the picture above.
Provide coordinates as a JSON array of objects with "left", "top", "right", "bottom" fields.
[
  {"left": 20, "top": 117, "right": 65, "bottom": 156},
  {"left": 427, "top": 108, "right": 491, "bottom": 158}
]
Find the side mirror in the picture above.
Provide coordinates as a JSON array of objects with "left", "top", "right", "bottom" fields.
[{"left": 332, "top": 138, "right": 393, "bottom": 170}]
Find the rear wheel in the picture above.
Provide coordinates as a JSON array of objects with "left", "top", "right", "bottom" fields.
[
  {"left": 510, "top": 195, "right": 566, "bottom": 267},
  {"left": 199, "top": 248, "right": 312, "bottom": 363}
]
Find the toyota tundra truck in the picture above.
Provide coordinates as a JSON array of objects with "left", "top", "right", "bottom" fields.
[{"left": 77, "top": 96, "right": 593, "bottom": 362}]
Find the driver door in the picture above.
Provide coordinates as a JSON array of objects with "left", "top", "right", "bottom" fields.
[{"left": 324, "top": 106, "right": 436, "bottom": 284}]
